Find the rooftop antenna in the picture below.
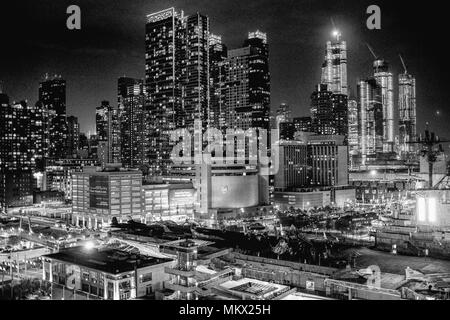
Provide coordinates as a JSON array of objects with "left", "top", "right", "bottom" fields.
[
  {"left": 366, "top": 43, "right": 378, "bottom": 59},
  {"left": 399, "top": 54, "right": 408, "bottom": 74}
]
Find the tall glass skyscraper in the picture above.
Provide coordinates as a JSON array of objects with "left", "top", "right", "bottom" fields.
[
  {"left": 321, "top": 31, "right": 348, "bottom": 96},
  {"left": 310, "top": 84, "right": 347, "bottom": 137},
  {"left": 39, "top": 75, "right": 68, "bottom": 161},
  {"left": 310, "top": 84, "right": 334, "bottom": 135},
  {"left": 66, "top": 115, "right": 80, "bottom": 158},
  {"left": 347, "top": 99, "right": 359, "bottom": 168},
  {"left": 96, "top": 101, "right": 110, "bottom": 142},
  {"left": 0, "top": 96, "right": 34, "bottom": 208},
  {"left": 209, "top": 34, "right": 228, "bottom": 130},
  {"left": 145, "top": 8, "right": 210, "bottom": 175},
  {"left": 224, "top": 31, "right": 270, "bottom": 131},
  {"left": 398, "top": 72, "right": 417, "bottom": 160},
  {"left": 96, "top": 100, "right": 121, "bottom": 164},
  {"left": 358, "top": 78, "right": 383, "bottom": 165},
  {"left": 373, "top": 59, "right": 394, "bottom": 153},
  {"left": 118, "top": 77, "right": 146, "bottom": 169}
]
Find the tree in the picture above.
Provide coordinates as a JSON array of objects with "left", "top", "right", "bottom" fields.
[
  {"left": 6, "top": 236, "right": 21, "bottom": 247},
  {"left": 111, "top": 217, "right": 118, "bottom": 226}
]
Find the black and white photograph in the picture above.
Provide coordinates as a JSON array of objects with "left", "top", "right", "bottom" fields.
[{"left": 0, "top": 0, "right": 449, "bottom": 312}]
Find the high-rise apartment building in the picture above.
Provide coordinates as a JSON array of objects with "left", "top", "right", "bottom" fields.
[
  {"left": 96, "top": 101, "right": 121, "bottom": 164},
  {"left": 39, "top": 75, "right": 68, "bottom": 160},
  {"left": 96, "top": 101, "right": 110, "bottom": 142},
  {"left": 0, "top": 96, "right": 34, "bottom": 208},
  {"left": 145, "top": 8, "right": 210, "bottom": 175},
  {"left": 67, "top": 115, "right": 80, "bottom": 158},
  {"left": 294, "top": 117, "right": 313, "bottom": 133},
  {"left": 310, "top": 84, "right": 334, "bottom": 135},
  {"left": 331, "top": 93, "right": 348, "bottom": 137},
  {"left": 118, "top": 77, "right": 146, "bottom": 168},
  {"left": 224, "top": 31, "right": 270, "bottom": 131},
  {"left": 209, "top": 34, "right": 228, "bottom": 130},
  {"left": 184, "top": 13, "right": 210, "bottom": 130},
  {"left": 31, "top": 101, "right": 50, "bottom": 171}
]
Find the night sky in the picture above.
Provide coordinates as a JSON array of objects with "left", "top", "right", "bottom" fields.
[{"left": 1, "top": 0, "right": 449, "bottom": 144}]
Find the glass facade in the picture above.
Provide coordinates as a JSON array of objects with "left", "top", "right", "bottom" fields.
[
  {"left": 321, "top": 35, "right": 348, "bottom": 96},
  {"left": 398, "top": 72, "right": 417, "bottom": 160}
]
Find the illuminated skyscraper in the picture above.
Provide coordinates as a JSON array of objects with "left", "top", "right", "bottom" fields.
[
  {"left": 310, "top": 84, "right": 348, "bottom": 137},
  {"left": 96, "top": 100, "right": 121, "bottom": 164},
  {"left": 373, "top": 59, "right": 394, "bottom": 153},
  {"left": 0, "top": 96, "right": 34, "bottom": 208},
  {"left": 225, "top": 31, "right": 270, "bottom": 130},
  {"left": 311, "top": 84, "right": 334, "bottom": 135},
  {"left": 39, "top": 75, "right": 68, "bottom": 160},
  {"left": 358, "top": 78, "right": 383, "bottom": 165},
  {"left": 347, "top": 99, "right": 359, "bottom": 167},
  {"left": 321, "top": 31, "right": 348, "bottom": 95},
  {"left": 66, "top": 115, "right": 80, "bottom": 158},
  {"left": 294, "top": 116, "right": 312, "bottom": 133},
  {"left": 331, "top": 93, "right": 348, "bottom": 137},
  {"left": 145, "top": 8, "right": 210, "bottom": 175},
  {"left": 31, "top": 101, "right": 50, "bottom": 171},
  {"left": 209, "top": 34, "right": 228, "bottom": 130},
  {"left": 118, "top": 77, "right": 146, "bottom": 168},
  {"left": 184, "top": 13, "right": 210, "bottom": 130},
  {"left": 96, "top": 101, "right": 110, "bottom": 142},
  {"left": 398, "top": 72, "right": 417, "bottom": 160}
]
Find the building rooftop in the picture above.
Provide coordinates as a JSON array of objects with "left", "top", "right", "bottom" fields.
[
  {"left": 281, "top": 292, "right": 334, "bottom": 300},
  {"left": 44, "top": 246, "right": 172, "bottom": 275},
  {"left": 219, "top": 278, "right": 289, "bottom": 299}
]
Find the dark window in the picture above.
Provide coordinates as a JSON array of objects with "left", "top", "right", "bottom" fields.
[{"left": 81, "top": 283, "right": 89, "bottom": 293}]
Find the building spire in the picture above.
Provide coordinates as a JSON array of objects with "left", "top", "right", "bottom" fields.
[{"left": 330, "top": 17, "right": 341, "bottom": 41}]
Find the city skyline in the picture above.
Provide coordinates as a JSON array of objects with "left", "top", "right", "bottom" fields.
[
  {"left": 2, "top": 1, "right": 450, "bottom": 304},
  {"left": 1, "top": 0, "right": 449, "bottom": 143}
]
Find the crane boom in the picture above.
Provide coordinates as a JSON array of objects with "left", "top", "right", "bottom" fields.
[
  {"left": 366, "top": 43, "right": 377, "bottom": 59},
  {"left": 331, "top": 17, "right": 336, "bottom": 30},
  {"left": 399, "top": 54, "right": 408, "bottom": 74}
]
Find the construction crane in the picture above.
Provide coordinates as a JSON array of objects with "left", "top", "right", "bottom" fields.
[
  {"left": 407, "top": 130, "right": 450, "bottom": 188},
  {"left": 399, "top": 54, "right": 408, "bottom": 74},
  {"left": 366, "top": 43, "right": 378, "bottom": 59}
]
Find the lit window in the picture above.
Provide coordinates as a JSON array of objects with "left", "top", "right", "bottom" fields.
[
  {"left": 417, "top": 197, "right": 426, "bottom": 222},
  {"left": 428, "top": 198, "right": 437, "bottom": 223}
]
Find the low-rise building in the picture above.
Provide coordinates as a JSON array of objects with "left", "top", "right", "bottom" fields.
[
  {"left": 42, "top": 246, "right": 174, "bottom": 300},
  {"left": 142, "top": 183, "right": 195, "bottom": 223},
  {"left": 71, "top": 166, "right": 143, "bottom": 229}
]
